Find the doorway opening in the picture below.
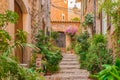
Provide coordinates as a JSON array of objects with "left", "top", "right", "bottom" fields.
[
  {"left": 14, "top": 0, "right": 24, "bottom": 63},
  {"left": 56, "top": 32, "right": 66, "bottom": 48}
]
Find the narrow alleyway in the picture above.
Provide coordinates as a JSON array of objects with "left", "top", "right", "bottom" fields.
[{"left": 46, "top": 53, "right": 91, "bottom": 80}]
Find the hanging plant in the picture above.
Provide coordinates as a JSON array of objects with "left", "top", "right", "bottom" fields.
[{"left": 82, "top": 13, "right": 94, "bottom": 27}]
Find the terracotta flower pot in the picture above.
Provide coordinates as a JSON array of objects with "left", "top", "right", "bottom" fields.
[{"left": 71, "top": 49, "right": 74, "bottom": 54}]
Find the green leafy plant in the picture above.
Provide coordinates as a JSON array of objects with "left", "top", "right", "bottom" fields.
[
  {"left": 82, "top": 13, "right": 94, "bottom": 27},
  {"left": 0, "top": 55, "right": 45, "bottom": 80},
  {"left": 15, "top": 30, "right": 28, "bottom": 43},
  {"left": 75, "top": 31, "right": 90, "bottom": 68},
  {"left": 0, "top": 10, "right": 19, "bottom": 28},
  {"left": 46, "top": 63, "right": 60, "bottom": 73},
  {"left": 71, "top": 17, "right": 80, "bottom": 22},
  {"left": 51, "top": 31, "right": 59, "bottom": 39},
  {"left": 92, "top": 58, "right": 120, "bottom": 80},
  {"left": 35, "top": 30, "right": 63, "bottom": 74},
  {"left": 85, "top": 34, "right": 113, "bottom": 73},
  {"left": 93, "top": 34, "right": 107, "bottom": 45},
  {"left": 0, "top": 10, "right": 44, "bottom": 80},
  {"left": 0, "top": 30, "right": 11, "bottom": 53}
]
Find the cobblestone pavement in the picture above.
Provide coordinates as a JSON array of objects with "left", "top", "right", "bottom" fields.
[{"left": 46, "top": 53, "right": 91, "bottom": 80}]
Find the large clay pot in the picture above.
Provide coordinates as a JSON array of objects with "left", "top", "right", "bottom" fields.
[{"left": 71, "top": 49, "right": 75, "bottom": 54}]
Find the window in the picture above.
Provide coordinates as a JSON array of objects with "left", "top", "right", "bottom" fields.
[
  {"left": 64, "top": 0, "right": 67, "bottom": 3},
  {"left": 62, "top": 14, "right": 65, "bottom": 21}
]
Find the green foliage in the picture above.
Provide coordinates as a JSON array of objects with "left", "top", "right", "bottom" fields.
[
  {"left": 85, "top": 34, "right": 113, "bottom": 73},
  {"left": 93, "top": 34, "right": 107, "bottom": 45},
  {"left": 0, "top": 30, "right": 11, "bottom": 53},
  {"left": 75, "top": 31, "right": 90, "bottom": 55},
  {"left": 115, "top": 58, "right": 120, "bottom": 68},
  {"left": 82, "top": 13, "right": 94, "bottom": 27},
  {"left": 71, "top": 17, "right": 80, "bottom": 22},
  {"left": 0, "top": 56, "right": 45, "bottom": 80},
  {"left": 15, "top": 30, "right": 28, "bottom": 43},
  {"left": 77, "top": 31, "right": 89, "bottom": 43},
  {"left": 36, "top": 30, "right": 62, "bottom": 74},
  {"left": 0, "top": 10, "right": 19, "bottom": 28},
  {"left": 46, "top": 51, "right": 62, "bottom": 65},
  {"left": 51, "top": 31, "right": 59, "bottom": 39},
  {"left": 46, "top": 63, "right": 60, "bottom": 73},
  {"left": 92, "top": 58, "right": 120, "bottom": 80},
  {"left": 86, "top": 43, "right": 113, "bottom": 73},
  {"left": 0, "top": 10, "right": 44, "bottom": 79},
  {"left": 75, "top": 31, "right": 90, "bottom": 68}
]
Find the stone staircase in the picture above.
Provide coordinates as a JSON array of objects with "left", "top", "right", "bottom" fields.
[{"left": 46, "top": 54, "right": 91, "bottom": 80}]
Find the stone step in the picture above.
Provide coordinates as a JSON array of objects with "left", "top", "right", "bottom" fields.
[
  {"left": 63, "top": 55, "right": 78, "bottom": 57},
  {"left": 60, "top": 61, "right": 79, "bottom": 65},
  {"left": 62, "top": 59, "right": 78, "bottom": 62},
  {"left": 46, "top": 74, "right": 90, "bottom": 80},
  {"left": 63, "top": 57, "right": 78, "bottom": 59},
  {"left": 60, "top": 65, "right": 80, "bottom": 69},
  {"left": 61, "top": 60, "right": 79, "bottom": 63},
  {"left": 62, "top": 54, "right": 77, "bottom": 57},
  {"left": 60, "top": 69, "right": 89, "bottom": 74},
  {"left": 59, "top": 71, "right": 89, "bottom": 75}
]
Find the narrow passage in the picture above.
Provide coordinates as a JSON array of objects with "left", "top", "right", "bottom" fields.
[{"left": 46, "top": 53, "right": 91, "bottom": 80}]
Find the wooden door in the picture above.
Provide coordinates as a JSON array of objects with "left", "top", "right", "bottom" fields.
[
  {"left": 56, "top": 32, "right": 66, "bottom": 48},
  {"left": 14, "top": 0, "right": 24, "bottom": 63}
]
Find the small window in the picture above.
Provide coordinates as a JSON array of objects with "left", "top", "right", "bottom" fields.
[
  {"left": 62, "top": 14, "right": 65, "bottom": 21},
  {"left": 64, "top": 0, "right": 67, "bottom": 3}
]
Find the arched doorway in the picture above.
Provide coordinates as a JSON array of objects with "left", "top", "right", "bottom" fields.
[{"left": 14, "top": 0, "right": 24, "bottom": 63}]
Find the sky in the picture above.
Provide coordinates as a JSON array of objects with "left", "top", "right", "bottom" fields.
[{"left": 68, "top": 0, "right": 81, "bottom": 9}]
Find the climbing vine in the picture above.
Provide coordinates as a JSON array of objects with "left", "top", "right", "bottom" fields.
[{"left": 100, "top": 0, "right": 120, "bottom": 56}]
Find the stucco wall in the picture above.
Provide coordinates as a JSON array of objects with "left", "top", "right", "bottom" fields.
[{"left": 0, "top": 0, "right": 9, "bottom": 13}]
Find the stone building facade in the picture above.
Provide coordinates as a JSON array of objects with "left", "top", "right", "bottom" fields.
[
  {"left": 51, "top": 0, "right": 68, "bottom": 21},
  {"left": 0, "top": 0, "right": 51, "bottom": 65}
]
